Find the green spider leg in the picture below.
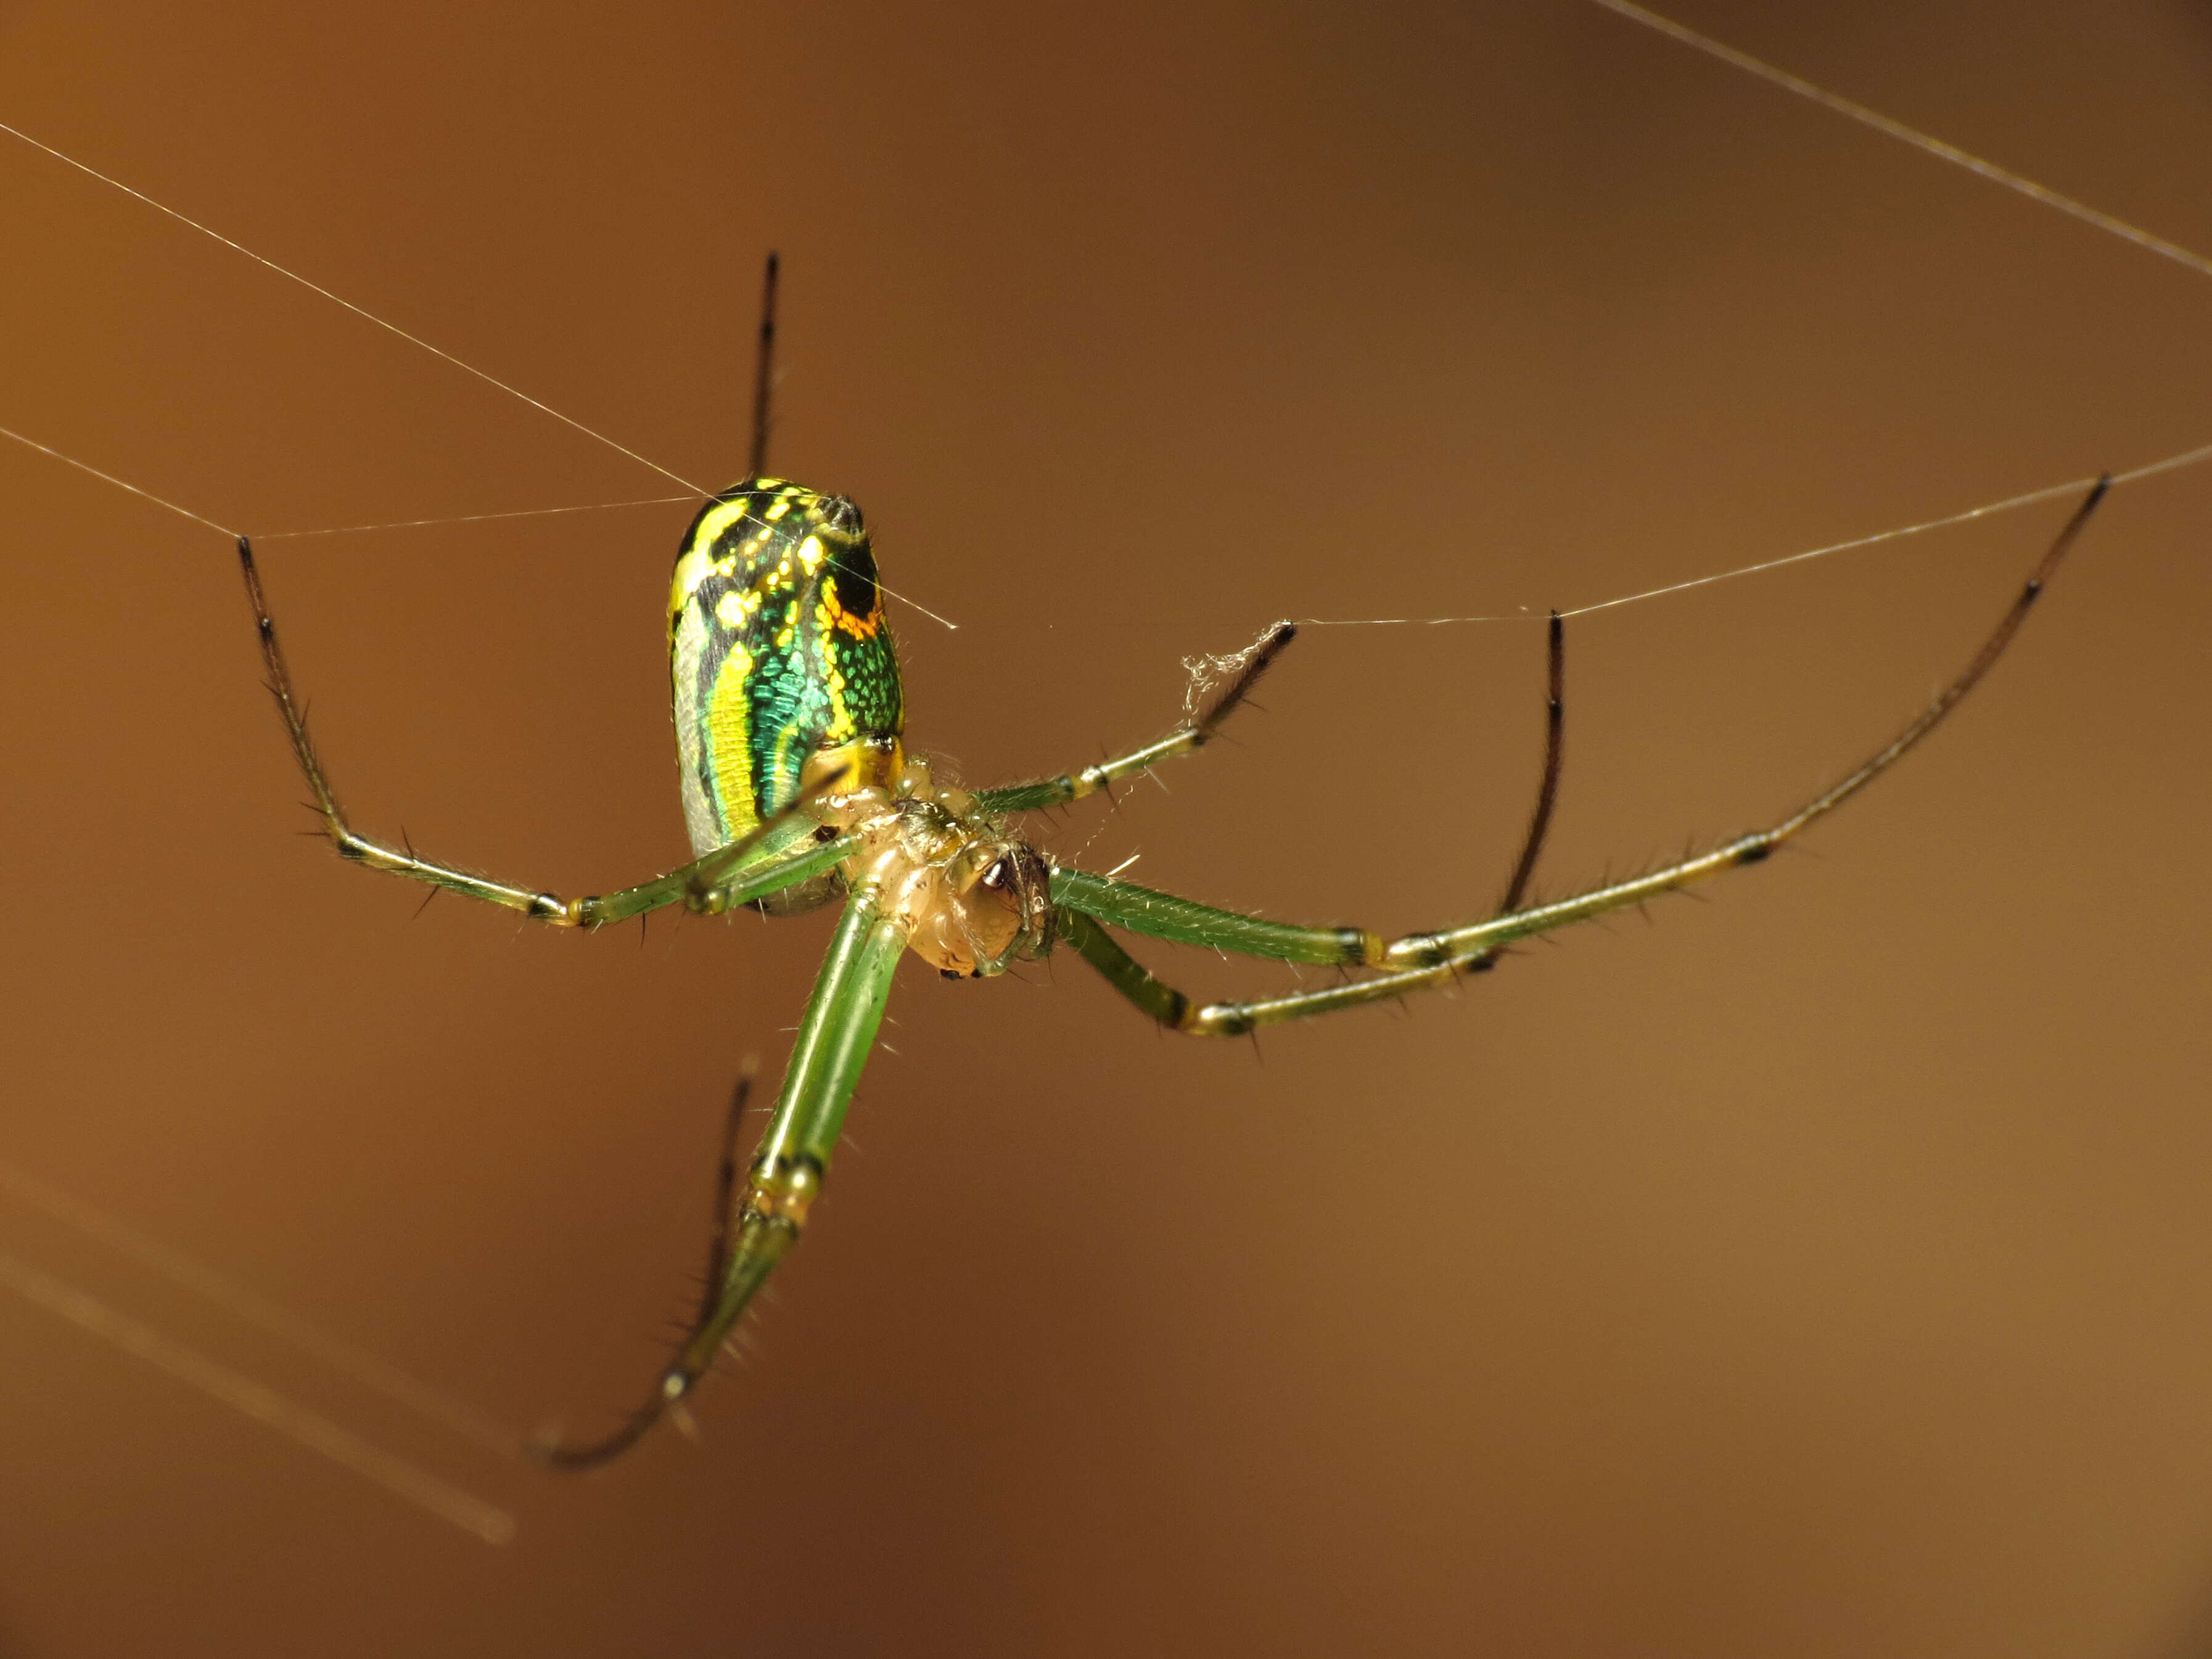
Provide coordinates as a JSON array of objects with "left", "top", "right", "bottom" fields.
[
  {"left": 1046, "top": 603, "right": 1564, "bottom": 1016},
  {"left": 535, "top": 882, "right": 907, "bottom": 1468},
  {"left": 526, "top": 253, "right": 927, "bottom": 1466},
  {"left": 974, "top": 622, "right": 1299, "bottom": 814},
  {"left": 1052, "top": 477, "right": 2107, "bottom": 1036},
  {"left": 238, "top": 535, "right": 851, "bottom": 924}
]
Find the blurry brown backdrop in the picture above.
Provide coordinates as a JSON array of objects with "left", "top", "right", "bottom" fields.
[{"left": 1, "top": 1, "right": 2209, "bottom": 1654}]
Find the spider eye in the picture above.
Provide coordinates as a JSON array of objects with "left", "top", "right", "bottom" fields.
[{"left": 981, "top": 857, "right": 1011, "bottom": 891}]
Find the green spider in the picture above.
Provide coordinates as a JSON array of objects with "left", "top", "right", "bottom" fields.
[{"left": 236, "top": 259, "right": 2108, "bottom": 1466}]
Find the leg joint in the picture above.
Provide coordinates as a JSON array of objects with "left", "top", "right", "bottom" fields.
[
  {"left": 532, "top": 893, "right": 580, "bottom": 925},
  {"left": 1188, "top": 1004, "right": 1255, "bottom": 1037},
  {"left": 1382, "top": 932, "right": 1453, "bottom": 969},
  {"left": 742, "top": 1155, "right": 823, "bottom": 1233}
]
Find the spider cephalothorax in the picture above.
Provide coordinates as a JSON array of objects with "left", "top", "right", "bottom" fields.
[{"left": 813, "top": 752, "right": 1055, "bottom": 979}]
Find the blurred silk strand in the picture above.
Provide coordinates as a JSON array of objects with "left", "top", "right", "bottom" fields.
[
  {"left": 1585, "top": 0, "right": 2212, "bottom": 287},
  {"left": 0, "top": 1159, "right": 521, "bottom": 1460},
  {"left": 1301, "top": 0, "right": 2212, "bottom": 628},
  {"left": 0, "top": 1238, "right": 514, "bottom": 1546}
]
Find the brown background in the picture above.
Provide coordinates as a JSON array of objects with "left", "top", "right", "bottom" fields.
[{"left": 1, "top": 1, "right": 2210, "bottom": 1654}]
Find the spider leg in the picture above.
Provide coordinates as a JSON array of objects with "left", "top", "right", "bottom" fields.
[
  {"left": 534, "top": 888, "right": 907, "bottom": 1469},
  {"left": 1497, "top": 611, "right": 1565, "bottom": 915},
  {"left": 694, "top": 1058, "right": 760, "bottom": 1323},
  {"left": 747, "top": 249, "right": 779, "bottom": 480},
  {"left": 239, "top": 537, "right": 850, "bottom": 926},
  {"left": 975, "top": 624, "right": 1297, "bottom": 813},
  {"left": 527, "top": 1063, "right": 763, "bottom": 1468},
  {"left": 1059, "top": 907, "right": 1481, "bottom": 1034},
  {"left": 1054, "top": 478, "right": 2107, "bottom": 1033}
]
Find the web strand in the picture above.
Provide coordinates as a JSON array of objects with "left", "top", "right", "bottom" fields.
[
  {"left": 1585, "top": 0, "right": 2212, "bottom": 286},
  {"left": 0, "top": 120, "right": 707, "bottom": 495},
  {"left": 1292, "top": 441, "right": 2211, "bottom": 629},
  {"left": 0, "top": 423, "right": 238, "bottom": 538},
  {"left": 0, "top": 1245, "right": 514, "bottom": 1544},
  {"left": 254, "top": 495, "right": 699, "bottom": 541},
  {"left": 2, "top": 123, "right": 968, "bottom": 630},
  {"left": 0, "top": 1159, "right": 522, "bottom": 1462},
  {"left": 11, "top": 415, "right": 2206, "bottom": 633},
  {"left": 8, "top": 8, "right": 2205, "bottom": 633}
]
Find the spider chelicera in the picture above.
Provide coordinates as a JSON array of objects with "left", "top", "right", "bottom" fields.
[{"left": 236, "top": 257, "right": 2108, "bottom": 1465}]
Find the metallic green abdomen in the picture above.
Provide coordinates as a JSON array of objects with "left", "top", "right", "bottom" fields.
[{"left": 669, "top": 479, "right": 903, "bottom": 855}]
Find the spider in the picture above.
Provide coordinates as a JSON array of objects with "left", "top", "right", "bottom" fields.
[{"left": 236, "top": 257, "right": 2108, "bottom": 1467}]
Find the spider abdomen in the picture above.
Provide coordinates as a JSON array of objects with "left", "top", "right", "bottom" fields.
[{"left": 668, "top": 478, "right": 904, "bottom": 858}]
